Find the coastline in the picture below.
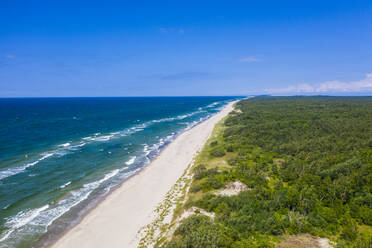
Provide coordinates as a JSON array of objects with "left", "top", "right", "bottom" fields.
[{"left": 50, "top": 101, "right": 237, "bottom": 248}]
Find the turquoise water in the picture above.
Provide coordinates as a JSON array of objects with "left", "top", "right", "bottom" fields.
[{"left": 0, "top": 97, "right": 238, "bottom": 248}]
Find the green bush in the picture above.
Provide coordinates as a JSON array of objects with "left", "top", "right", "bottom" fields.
[
  {"left": 205, "top": 176, "right": 224, "bottom": 190},
  {"left": 193, "top": 164, "right": 207, "bottom": 180},
  {"left": 210, "top": 147, "right": 225, "bottom": 157},
  {"left": 170, "top": 215, "right": 234, "bottom": 248},
  {"left": 340, "top": 219, "right": 359, "bottom": 241},
  {"left": 226, "top": 145, "right": 234, "bottom": 152},
  {"left": 210, "top": 141, "right": 218, "bottom": 147},
  {"left": 190, "top": 184, "right": 203, "bottom": 193}
]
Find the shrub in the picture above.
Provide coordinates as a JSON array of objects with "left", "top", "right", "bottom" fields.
[
  {"left": 223, "top": 126, "right": 241, "bottom": 138},
  {"left": 227, "top": 156, "right": 238, "bottom": 166},
  {"left": 206, "top": 176, "right": 224, "bottom": 190},
  {"left": 193, "top": 164, "right": 207, "bottom": 180},
  {"left": 180, "top": 224, "right": 233, "bottom": 248},
  {"left": 190, "top": 184, "right": 203, "bottom": 193},
  {"left": 171, "top": 215, "right": 234, "bottom": 248},
  {"left": 226, "top": 145, "right": 234, "bottom": 152},
  {"left": 340, "top": 219, "right": 359, "bottom": 241},
  {"left": 175, "top": 215, "right": 212, "bottom": 236},
  {"left": 210, "top": 147, "right": 226, "bottom": 157},
  {"left": 210, "top": 141, "right": 218, "bottom": 147}
]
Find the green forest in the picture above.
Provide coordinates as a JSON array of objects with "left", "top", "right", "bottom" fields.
[{"left": 164, "top": 97, "right": 372, "bottom": 248}]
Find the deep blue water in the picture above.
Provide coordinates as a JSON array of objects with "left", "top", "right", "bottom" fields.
[{"left": 0, "top": 97, "right": 238, "bottom": 248}]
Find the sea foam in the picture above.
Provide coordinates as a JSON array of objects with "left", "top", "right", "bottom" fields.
[
  {"left": 0, "top": 204, "right": 49, "bottom": 242},
  {"left": 125, "top": 156, "right": 136, "bottom": 165},
  {"left": 0, "top": 153, "right": 53, "bottom": 180}
]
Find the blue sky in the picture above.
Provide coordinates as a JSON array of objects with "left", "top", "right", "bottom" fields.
[{"left": 1, "top": 0, "right": 372, "bottom": 97}]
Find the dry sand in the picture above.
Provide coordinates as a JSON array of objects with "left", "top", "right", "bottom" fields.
[{"left": 51, "top": 101, "right": 236, "bottom": 248}]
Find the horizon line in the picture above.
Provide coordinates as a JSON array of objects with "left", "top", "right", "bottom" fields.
[{"left": 1, "top": 94, "right": 372, "bottom": 99}]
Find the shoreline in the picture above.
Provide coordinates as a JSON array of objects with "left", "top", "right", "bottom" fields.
[
  {"left": 49, "top": 101, "right": 237, "bottom": 248},
  {"left": 40, "top": 108, "right": 218, "bottom": 247}
]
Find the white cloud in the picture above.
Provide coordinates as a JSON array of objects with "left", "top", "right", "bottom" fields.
[
  {"left": 267, "top": 73, "right": 372, "bottom": 94},
  {"left": 239, "top": 56, "right": 261, "bottom": 63},
  {"left": 5, "top": 54, "right": 15, "bottom": 59},
  {"left": 159, "top": 27, "right": 184, "bottom": 34},
  {"left": 159, "top": 27, "right": 168, "bottom": 33}
]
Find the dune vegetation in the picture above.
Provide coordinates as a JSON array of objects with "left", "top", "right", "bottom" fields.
[{"left": 163, "top": 96, "right": 372, "bottom": 248}]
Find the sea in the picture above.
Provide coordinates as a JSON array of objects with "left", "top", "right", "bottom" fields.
[{"left": 0, "top": 96, "right": 238, "bottom": 248}]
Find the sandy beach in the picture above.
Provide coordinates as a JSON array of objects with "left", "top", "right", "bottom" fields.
[{"left": 51, "top": 101, "right": 236, "bottom": 248}]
